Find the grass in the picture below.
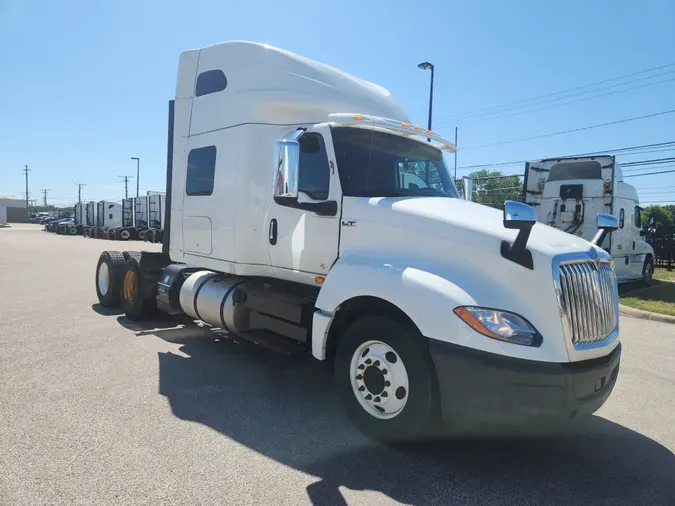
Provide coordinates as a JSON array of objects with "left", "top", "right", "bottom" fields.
[
  {"left": 620, "top": 272, "right": 675, "bottom": 316},
  {"left": 654, "top": 268, "right": 675, "bottom": 282}
]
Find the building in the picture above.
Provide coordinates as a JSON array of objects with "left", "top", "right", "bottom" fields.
[{"left": 0, "top": 197, "right": 28, "bottom": 223}]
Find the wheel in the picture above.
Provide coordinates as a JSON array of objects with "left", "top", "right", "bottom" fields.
[
  {"left": 334, "top": 316, "right": 438, "bottom": 442},
  {"left": 95, "top": 251, "right": 126, "bottom": 307},
  {"left": 138, "top": 230, "right": 147, "bottom": 241},
  {"left": 69, "top": 227, "right": 77, "bottom": 235},
  {"left": 120, "top": 257, "right": 156, "bottom": 321},
  {"left": 120, "top": 229, "right": 131, "bottom": 241},
  {"left": 643, "top": 257, "right": 654, "bottom": 282}
]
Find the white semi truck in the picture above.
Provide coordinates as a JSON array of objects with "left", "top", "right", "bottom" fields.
[
  {"left": 524, "top": 156, "right": 655, "bottom": 283},
  {"left": 94, "top": 41, "right": 622, "bottom": 441}
]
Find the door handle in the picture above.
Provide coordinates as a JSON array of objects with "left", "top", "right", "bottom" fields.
[{"left": 269, "top": 219, "right": 278, "bottom": 245}]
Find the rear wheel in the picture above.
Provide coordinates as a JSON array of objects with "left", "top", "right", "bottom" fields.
[
  {"left": 95, "top": 251, "right": 126, "bottom": 307},
  {"left": 334, "top": 316, "right": 438, "bottom": 442},
  {"left": 120, "top": 257, "right": 156, "bottom": 321},
  {"left": 120, "top": 229, "right": 131, "bottom": 241},
  {"left": 68, "top": 227, "right": 78, "bottom": 235},
  {"left": 138, "top": 230, "right": 147, "bottom": 241}
]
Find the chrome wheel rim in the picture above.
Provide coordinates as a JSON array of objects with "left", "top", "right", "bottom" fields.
[
  {"left": 98, "top": 263, "right": 110, "bottom": 296},
  {"left": 350, "top": 340, "right": 409, "bottom": 420}
]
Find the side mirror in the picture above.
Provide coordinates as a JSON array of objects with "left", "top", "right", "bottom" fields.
[
  {"left": 461, "top": 176, "right": 473, "bottom": 201},
  {"left": 273, "top": 139, "right": 300, "bottom": 198},
  {"left": 503, "top": 201, "right": 537, "bottom": 229},
  {"left": 501, "top": 201, "right": 537, "bottom": 269},
  {"left": 591, "top": 213, "right": 619, "bottom": 247}
]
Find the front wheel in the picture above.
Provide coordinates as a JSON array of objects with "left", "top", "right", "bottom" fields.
[
  {"left": 643, "top": 257, "right": 654, "bottom": 283},
  {"left": 334, "top": 316, "right": 437, "bottom": 442}
]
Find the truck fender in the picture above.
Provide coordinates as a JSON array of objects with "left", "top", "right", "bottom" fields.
[{"left": 312, "top": 256, "right": 476, "bottom": 361}]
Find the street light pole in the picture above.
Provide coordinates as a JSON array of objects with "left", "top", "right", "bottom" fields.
[
  {"left": 418, "top": 61, "right": 435, "bottom": 141},
  {"left": 131, "top": 157, "right": 140, "bottom": 197}
]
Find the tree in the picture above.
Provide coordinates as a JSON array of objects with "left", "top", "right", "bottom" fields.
[
  {"left": 468, "top": 169, "right": 523, "bottom": 210},
  {"left": 642, "top": 205, "right": 674, "bottom": 237}
]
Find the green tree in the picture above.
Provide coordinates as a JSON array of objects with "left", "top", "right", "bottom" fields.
[
  {"left": 642, "top": 205, "right": 674, "bottom": 237},
  {"left": 468, "top": 169, "right": 523, "bottom": 210}
]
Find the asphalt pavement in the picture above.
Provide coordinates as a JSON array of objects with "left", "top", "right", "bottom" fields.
[{"left": 1, "top": 224, "right": 674, "bottom": 505}]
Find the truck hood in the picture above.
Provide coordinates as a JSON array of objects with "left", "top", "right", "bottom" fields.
[{"left": 342, "top": 196, "right": 594, "bottom": 259}]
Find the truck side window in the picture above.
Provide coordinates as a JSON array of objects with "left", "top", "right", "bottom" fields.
[
  {"left": 635, "top": 206, "right": 641, "bottom": 228},
  {"left": 619, "top": 208, "right": 624, "bottom": 229},
  {"left": 195, "top": 70, "right": 227, "bottom": 97},
  {"left": 186, "top": 146, "right": 217, "bottom": 196},
  {"left": 298, "top": 133, "right": 330, "bottom": 201}
]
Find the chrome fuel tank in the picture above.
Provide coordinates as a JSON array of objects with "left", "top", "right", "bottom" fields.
[{"left": 178, "top": 271, "right": 250, "bottom": 333}]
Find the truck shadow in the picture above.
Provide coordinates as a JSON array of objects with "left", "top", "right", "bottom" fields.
[{"left": 117, "top": 316, "right": 675, "bottom": 505}]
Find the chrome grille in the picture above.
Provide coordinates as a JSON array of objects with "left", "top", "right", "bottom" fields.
[{"left": 557, "top": 261, "right": 618, "bottom": 347}]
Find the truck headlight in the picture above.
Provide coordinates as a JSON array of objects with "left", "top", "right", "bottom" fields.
[{"left": 453, "top": 307, "right": 542, "bottom": 347}]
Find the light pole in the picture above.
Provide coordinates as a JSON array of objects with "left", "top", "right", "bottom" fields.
[
  {"left": 131, "top": 157, "right": 140, "bottom": 197},
  {"left": 418, "top": 61, "right": 434, "bottom": 141}
]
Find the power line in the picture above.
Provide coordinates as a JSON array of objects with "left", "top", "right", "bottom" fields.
[
  {"left": 620, "top": 157, "right": 675, "bottom": 167},
  {"left": 456, "top": 141, "right": 675, "bottom": 171},
  {"left": 435, "top": 63, "right": 675, "bottom": 121},
  {"left": 624, "top": 169, "right": 675, "bottom": 178},
  {"left": 462, "top": 110, "right": 675, "bottom": 151},
  {"left": 437, "top": 74, "right": 675, "bottom": 126}
]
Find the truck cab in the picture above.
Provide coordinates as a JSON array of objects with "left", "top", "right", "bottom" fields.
[
  {"left": 524, "top": 156, "right": 654, "bottom": 282},
  {"left": 94, "top": 41, "right": 623, "bottom": 442}
]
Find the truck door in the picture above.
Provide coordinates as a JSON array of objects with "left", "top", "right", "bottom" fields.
[
  {"left": 612, "top": 199, "right": 632, "bottom": 280},
  {"left": 267, "top": 125, "right": 341, "bottom": 284}
]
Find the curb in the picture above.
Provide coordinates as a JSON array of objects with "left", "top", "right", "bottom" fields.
[{"left": 619, "top": 304, "right": 675, "bottom": 324}]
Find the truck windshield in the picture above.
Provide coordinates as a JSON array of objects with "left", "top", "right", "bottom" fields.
[
  {"left": 331, "top": 126, "right": 459, "bottom": 198},
  {"left": 547, "top": 161, "right": 602, "bottom": 181}
]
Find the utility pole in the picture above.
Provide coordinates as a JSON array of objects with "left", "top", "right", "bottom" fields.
[
  {"left": 130, "top": 157, "right": 140, "bottom": 197},
  {"left": 40, "top": 189, "right": 50, "bottom": 207},
  {"left": 454, "top": 127, "right": 458, "bottom": 181},
  {"left": 118, "top": 175, "right": 134, "bottom": 199},
  {"left": 22, "top": 165, "right": 30, "bottom": 215},
  {"left": 74, "top": 183, "right": 86, "bottom": 204}
]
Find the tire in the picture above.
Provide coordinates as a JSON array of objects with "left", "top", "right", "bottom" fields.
[
  {"left": 643, "top": 257, "right": 654, "bottom": 283},
  {"left": 122, "top": 251, "right": 141, "bottom": 261},
  {"left": 95, "top": 251, "right": 126, "bottom": 307},
  {"left": 69, "top": 227, "right": 77, "bottom": 235},
  {"left": 138, "top": 230, "right": 147, "bottom": 241},
  {"left": 334, "top": 316, "right": 438, "bottom": 442},
  {"left": 120, "top": 257, "right": 156, "bottom": 321},
  {"left": 120, "top": 229, "right": 131, "bottom": 241}
]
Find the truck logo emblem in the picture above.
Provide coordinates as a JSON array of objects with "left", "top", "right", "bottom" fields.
[{"left": 589, "top": 248, "right": 601, "bottom": 270}]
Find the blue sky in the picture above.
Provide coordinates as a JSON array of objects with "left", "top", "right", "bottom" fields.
[{"left": 1, "top": 0, "right": 674, "bottom": 207}]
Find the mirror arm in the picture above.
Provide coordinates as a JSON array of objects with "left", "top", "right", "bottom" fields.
[{"left": 591, "top": 229, "right": 609, "bottom": 247}]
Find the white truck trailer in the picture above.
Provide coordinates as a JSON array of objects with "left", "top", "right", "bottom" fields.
[
  {"left": 94, "top": 41, "right": 622, "bottom": 441},
  {"left": 524, "top": 156, "right": 655, "bottom": 282}
]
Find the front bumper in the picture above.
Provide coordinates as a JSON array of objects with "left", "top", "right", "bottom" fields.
[{"left": 429, "top": 340, "right": 621, "bottom": 425}]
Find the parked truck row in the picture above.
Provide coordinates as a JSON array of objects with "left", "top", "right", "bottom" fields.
[
  {"left": 43, "top": 193, "right": 166, "bottom": 243},
  {"left": 93, "top": 42, "right": 623, "bottom": 442}
]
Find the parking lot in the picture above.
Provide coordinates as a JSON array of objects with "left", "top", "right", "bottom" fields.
[{"left": 1, "top": 224, "right": 674, "bottom": 505}]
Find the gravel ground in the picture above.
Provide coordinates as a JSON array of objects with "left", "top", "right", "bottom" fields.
[{"left": 1, "top": 224, "right": 674, "bottom": 505}]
